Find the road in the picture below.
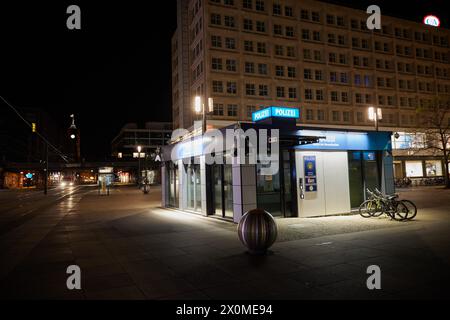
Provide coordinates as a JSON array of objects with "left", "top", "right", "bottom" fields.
[{"left": 0, "top": 185, "right": 449, "bottom": 299}]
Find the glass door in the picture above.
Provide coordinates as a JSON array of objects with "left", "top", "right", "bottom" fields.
[
  {"left": 186, "top": 163, "right": 201, "bottom": 212},
  {"left": 213, "top": 164, "right": 223, "bottom": 216},
  {"left": 211, "top": 162, "right": 233, "bottom": 219}
]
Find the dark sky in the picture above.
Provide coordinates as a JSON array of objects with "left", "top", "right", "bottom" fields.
[{"left": 1, "top": 1, "right": 449, "bottom": 161}]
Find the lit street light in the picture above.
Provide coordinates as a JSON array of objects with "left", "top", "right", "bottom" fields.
[
  {"left": 137, "top": 145, "right": 142, "bottom": 187},
  {"left": 194, "top": 96, "right": 213, "bottom": 135},
  {"left": 368, "top": 106, "right": 382, "bottom": 132}
]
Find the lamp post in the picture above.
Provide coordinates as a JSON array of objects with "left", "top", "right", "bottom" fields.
[
  {"left": 368, "top": 106, "right": 382, "bottom": 131},
  {"left": 194, "top": 96, "right": 214, "bottom": 134},
  {"left": 137, "top": 145, "right": 142, "bottom": 187}
]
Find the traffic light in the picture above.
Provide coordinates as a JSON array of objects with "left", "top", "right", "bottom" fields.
[{"left": 31, "top": 122, "right": 36, "bottom": 133}]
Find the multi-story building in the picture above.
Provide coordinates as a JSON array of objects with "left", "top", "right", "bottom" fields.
[
  {"left": 171, "top": 0, "right": 450, "bottom": 182},
  {"left": 111, "top": 122, "right": 173, "bottom": 160}
]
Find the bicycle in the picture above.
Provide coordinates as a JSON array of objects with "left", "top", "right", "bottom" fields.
[
  {"left": 374, "top": 188, "right": 417, "bottom": 220},
  {"left": 359, "top": 188, "right": 417, "bottom": 221}
]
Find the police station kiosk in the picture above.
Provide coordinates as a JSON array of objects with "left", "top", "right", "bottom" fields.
[{"left": 162, "top": 106, "right": 394, "bottom": 222}]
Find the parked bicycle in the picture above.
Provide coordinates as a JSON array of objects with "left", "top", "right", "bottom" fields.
[
  {"left": 359, "top": 188, "right": 417, "bottom": 221},
  {"left": 394, "top": 177, "right": 412, "bottom": 188}
]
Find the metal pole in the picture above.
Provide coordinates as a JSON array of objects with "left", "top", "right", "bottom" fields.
[
  {"left": 44, "top": 144, "right": 48, "bottom": 195},
  {"left": 138, "top": 156, "right": 141, "bottom": 187},
  {"left": 202, "top": 103, "right": 206, "bottom": 135},
  {"left": 375, "top": 112, "right": 379, "bottom": 132}
]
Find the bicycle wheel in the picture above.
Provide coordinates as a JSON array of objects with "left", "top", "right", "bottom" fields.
[
  {"left": 371, "top": 200, "right": 384, "bottom": 217},
  {"left": 399, "top": 200, "right": 417, "bottom": 220},
  {"left": 359, "top": 200, "right": 376, "bottom": 218},
  {"left": 392, "top": 201, "right": 409, "bottom": 221}
]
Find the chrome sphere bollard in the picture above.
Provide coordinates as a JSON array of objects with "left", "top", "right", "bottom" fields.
[{"left": 237, "top": 209, "right": 278, "bottom": 255}]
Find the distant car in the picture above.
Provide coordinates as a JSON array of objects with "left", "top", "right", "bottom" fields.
[{"left": 60, "top": 177, "right": 74, "bottom": 187}]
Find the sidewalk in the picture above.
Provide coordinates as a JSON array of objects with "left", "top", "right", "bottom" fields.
[{"left": 0, "top": 186, "right": 449, "bottom": 299}]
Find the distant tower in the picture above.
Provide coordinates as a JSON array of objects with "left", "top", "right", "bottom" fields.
[{"left": 68, "top": 114, "right": 81, "bottom": 162}]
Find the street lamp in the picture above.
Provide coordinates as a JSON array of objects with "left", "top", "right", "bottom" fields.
[
  {"left": 194, "top": 96, "right": 214, "bottom": 134},
  {"left": 368, "top": 106, "right": 382, "bottom": 131},
  {"left": 137, "top": 145, "right": 142, "bottom": 187}
]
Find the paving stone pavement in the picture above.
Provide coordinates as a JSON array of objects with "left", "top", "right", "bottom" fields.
[{"left": 0, "top": 185, "right": 449, "bottom": 300}]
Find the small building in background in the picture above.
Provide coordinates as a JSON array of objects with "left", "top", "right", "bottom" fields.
[{"left": 111, "top": 122, "right": 173, "bottom": 184}]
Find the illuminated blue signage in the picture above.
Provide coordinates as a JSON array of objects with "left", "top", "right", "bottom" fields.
[
  {"left": 252, "top": 106, "right": 300, "bottom": 122},
  {"left": 25, "top": 173, "right": 33, "bottom": 179}
]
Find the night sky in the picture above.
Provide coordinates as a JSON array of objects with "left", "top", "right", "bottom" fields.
[{"left": 0, "top": 1, "right": 449, "bottom": 161}]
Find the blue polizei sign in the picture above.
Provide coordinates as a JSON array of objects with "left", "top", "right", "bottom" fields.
[
  {"left": 304, "top": 156, "right": 317, "bottom": 192},
  {"left": 252, "top": 106, "right": 300, "bottom": 122}
]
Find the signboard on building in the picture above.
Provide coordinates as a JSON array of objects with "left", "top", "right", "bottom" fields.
[
  {"left": 252, "top": 106, "right": 300, "bottom": 122},
  {"left": 303, "top": 156, "right": 317, "bottom": 192}
]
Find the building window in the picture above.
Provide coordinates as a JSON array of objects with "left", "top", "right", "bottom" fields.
[
  {"left": 224, "top": 16, "right": 235, "bottom": 27},
  {"left": 258, "top": 63, "right": 268, "bottom": 75},
  {"left": 246, "top": 83, "right": 256, "bottom": 95},
  {"left": 245, "top": 62, "right": 255, "bottom": 73},
  {"left": 257, "top": 42, "right": 267, "bottom": 54},
  {"left": 225, "top": 37, "right": 236, "bottom": 49},
  {"left": 305, "top": 89, "right": 313, "bottom": 100},
  {"left": 246, "top": 105, "right": 256, "bottom": 118},
  {"left": 287, "top": 66, "right": 296, "bottom": 78},
  {"left": 213, "top": 103, "right": 224, "bottom": 116},
  {"left": 315, "top": 70, "right": 323, "bottom": 81},
  {"left": 275, "top": 45, "right": 284, "bottom": 56},
  {"left": 312, "top": 11, "right": 320, "bottom": 22},
  {"left": 244, "top": 40, "right": 253, "bottom": 52},
  {"left": 211, "top": 58, "right": 222, "bottom": 70},
  {"left": 304, "top": 69, "right": 312, "bottom": 80},
  {"left": 303, "top": 49, "right": 311, "bottom": 60},
  {"left": 285, "top": 6, "right": 293, "bottom": 17},
  {"left": 332, "top": 111, "right": 340, "bottom": 121},
  {"left": 256, "top": 21, "right": 266, "bottom": 32},
  {"left": 331, "top": 91, "right": 338, "bottom": 102},
  {"left": 211, "top": 35, "right": 222, "bottom": 47},
  {"left": 211, "top": 14, "right": 221, "bottom": 25},
  {"left": 275, "top": 65, "right": 284, "bottom": 77},
  {"left": 212, "top": 80, "right": 223, "bottom": 93},
  {"left": 313, "top": 31, "right": 321, "bottom": 41},
  {"left": 306, "top": 109, "right": 314, "bottom": 120},
  {"left": 259, "top": 84, "right": 268, "bottom": 96},
  {"left": 341, "top": 92, "right": 349, "bottom": 103},
  {"left": 286, "top": 46, "right": 296, "bottom": 57},
  {"left": 255, "top": 0, "right": 265, "bottom": 11},
  {"left": 343, "top": 111, "right": 350, "bottom": 122},
  {"left": 243, "top": 0, "right": 252, "bottom": 9},
  {"left": 317, "top": 110, "right": 325, "bottom": 120},
  {"left": 288, "top": 87, "right": 297, "bottom": 99},
  {"left": 276, "top": 86, "right": 285, "bottom": 98},
  {"left": 226, "top": 59, "right": 236, "bottom": 72},
  {"left": 226, "top": 81, "right": 237, "bottom": 94},
  {"left": 273, "top": 4, "right": 281, "bottom": 15},
  {"left": 357, "top": 112, "right": 363, "bottom": 122},
  {"left": 243, "top": 19, "right": 253, "bottom": 31},
  {"left": 227, "top": 104, "right": 238, "bottom": 117},
  {"left": 273, "top": 24, "right": 282, "bottom": 35},
  {"left": 285, "top": 26, "right": 294, "bottom": 37},
  {"left": 302, "top": 29, "right": 310, "bottom": 40},
  {"left": 316, "top": 89, "right": 324, "bottom": 101}
]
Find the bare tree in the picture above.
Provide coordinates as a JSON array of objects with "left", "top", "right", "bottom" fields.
[{"left": 415, "top": 97, "right": 450, "bottom": 188}]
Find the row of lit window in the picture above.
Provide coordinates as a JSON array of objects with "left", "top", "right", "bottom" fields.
[
  {"left": 210, "top": 83, "right": 448, "bottom": 108},
  {"left": 207, "top": 0, "right": 449, "bottom": 47},
  {"left": 210, "top": 57, "right": 450, "bottom": 82}
]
